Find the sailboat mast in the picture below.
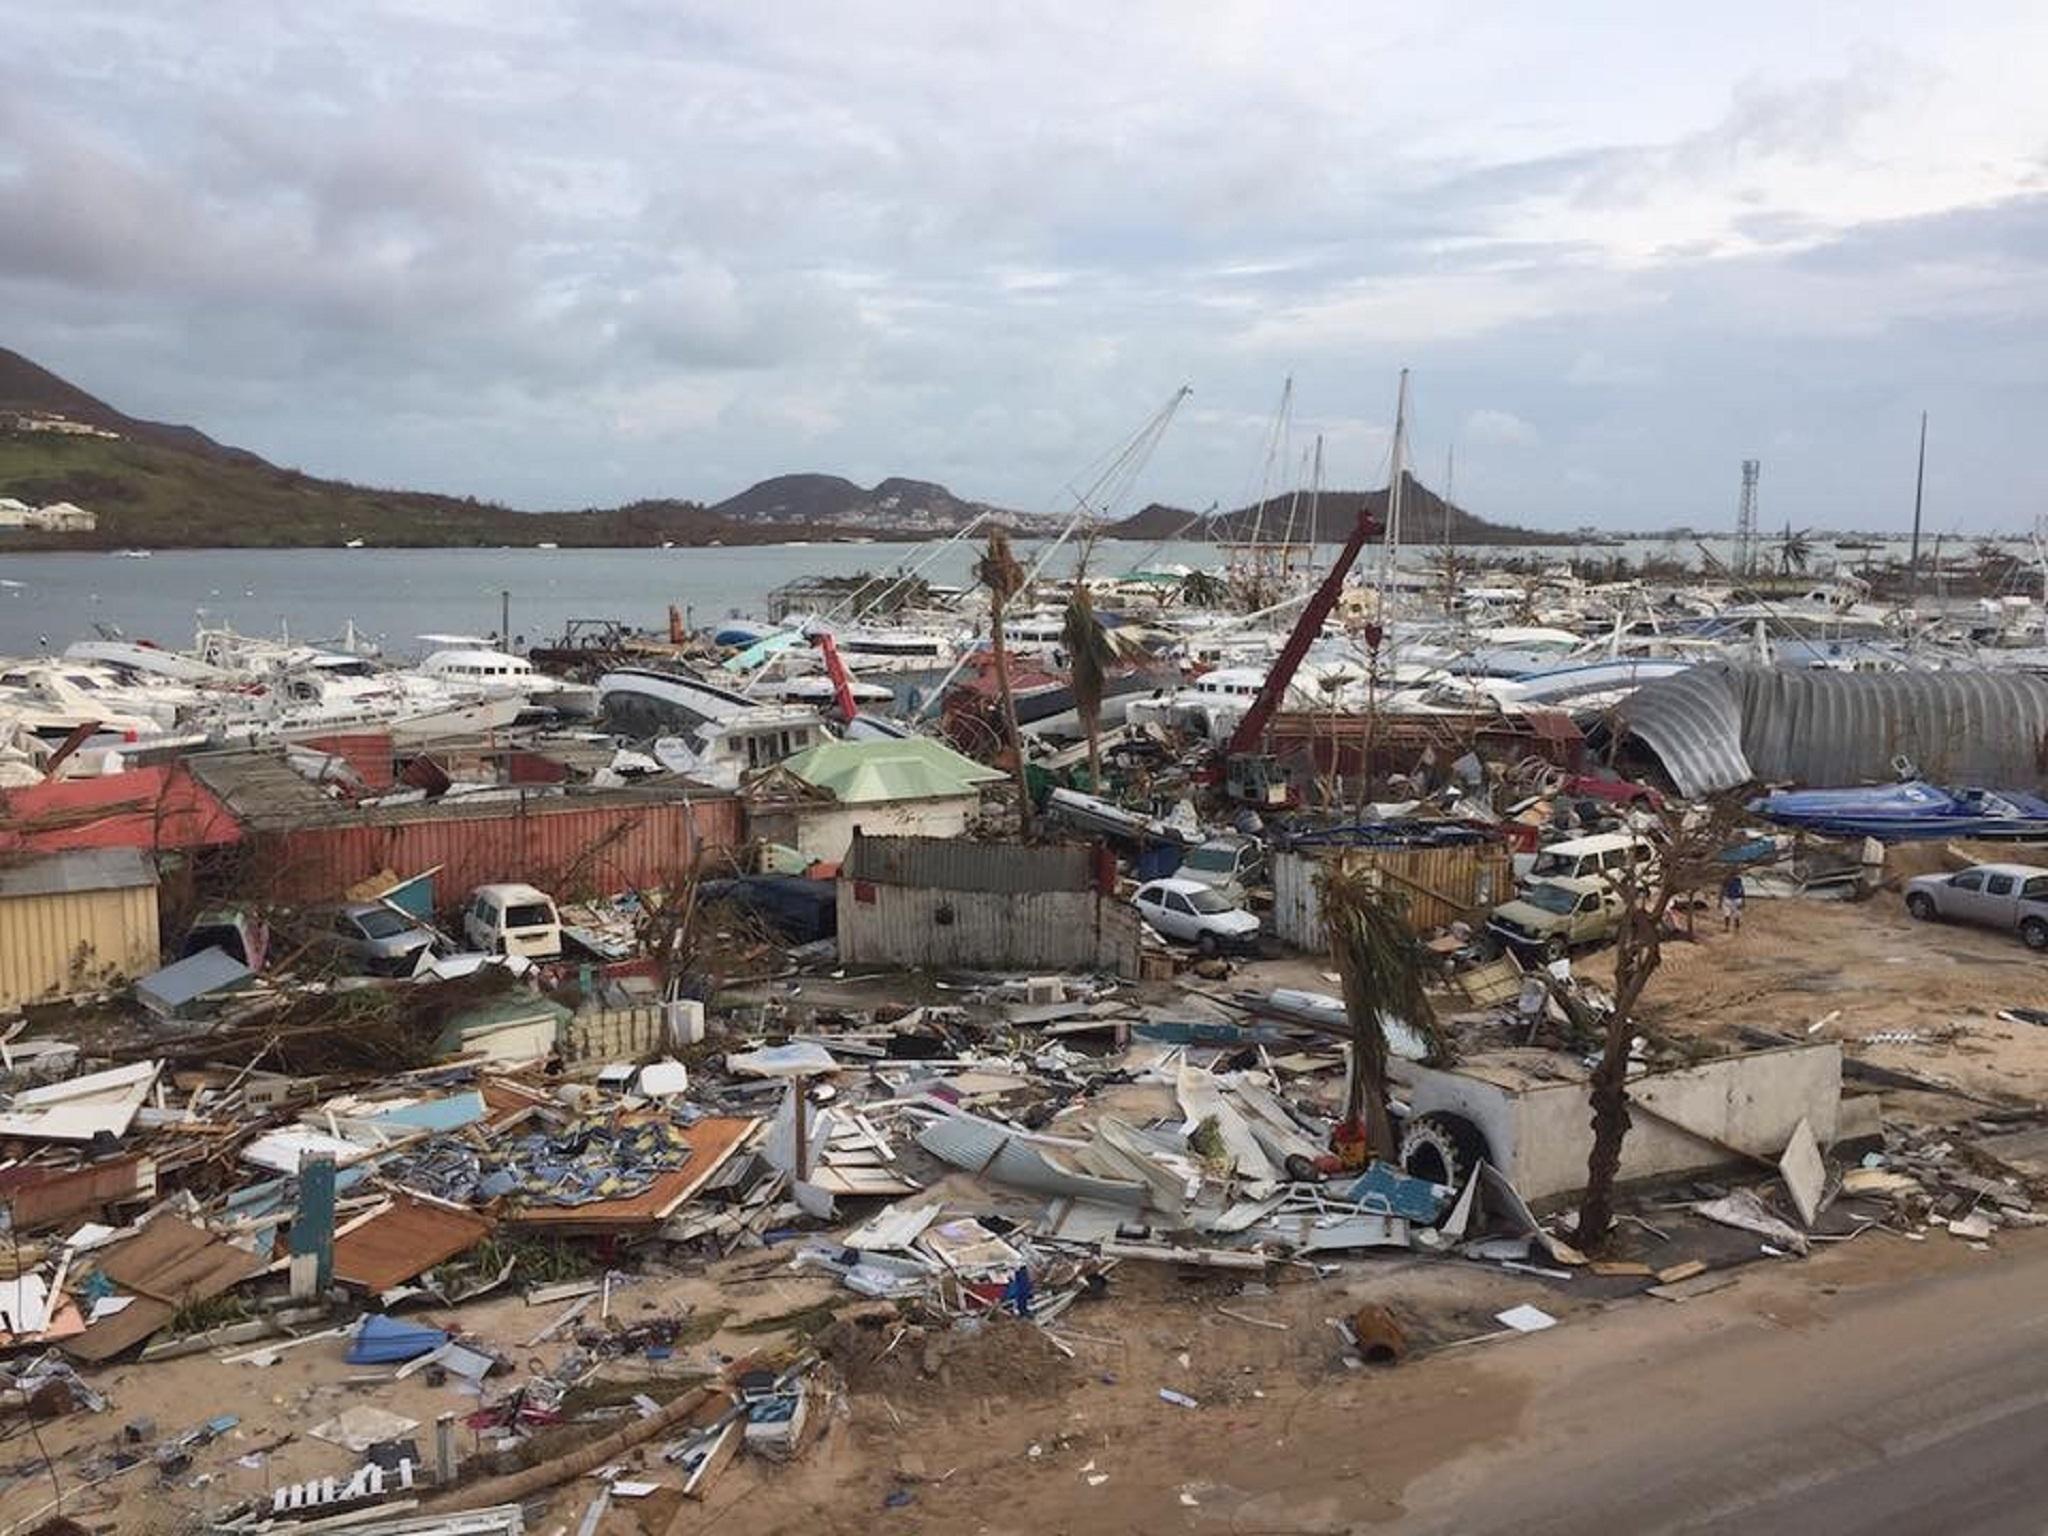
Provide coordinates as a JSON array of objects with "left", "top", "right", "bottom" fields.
[
  {"left": 1442, "top": 442, "right": 1456, "bottom": 617},
  {"left": 1376, "top": 368, "right": 1410, "bottom": 603},
  {"left": 1908, "top": 410, "right": 1928, "bottom": 603}
]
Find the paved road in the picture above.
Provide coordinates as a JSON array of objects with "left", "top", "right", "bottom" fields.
[{"left": 1398, "top": 1236, "right": 2048, "bottom": 1535}]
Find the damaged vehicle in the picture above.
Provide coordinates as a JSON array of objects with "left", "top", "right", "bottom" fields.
[
  {"left": 1488, "top": 875, "right": 1624, "bottom": 960},
  {"left": 1133, "top": 876, "right": 1261, "bottom": 956}
]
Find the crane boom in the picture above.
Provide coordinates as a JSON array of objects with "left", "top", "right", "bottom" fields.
[
  {"left": 808, "top": 630, "right": 860, "bottom": 724},
  {"left": 1222, "top": 503, "right": 1380, "bottom": 760}
]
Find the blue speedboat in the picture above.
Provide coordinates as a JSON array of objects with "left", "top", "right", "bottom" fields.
[{"left": 1751, "top": 781, "right": 2048, "bottom": 842}]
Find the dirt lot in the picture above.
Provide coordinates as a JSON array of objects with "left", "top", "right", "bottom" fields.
[{"left": 1628, "top": 894, "right": 2048, "bottom": 1109}]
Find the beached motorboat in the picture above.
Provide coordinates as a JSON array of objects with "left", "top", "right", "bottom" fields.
[{"left": 1752, "top": 780, "right": 2048, "bottom": 841}]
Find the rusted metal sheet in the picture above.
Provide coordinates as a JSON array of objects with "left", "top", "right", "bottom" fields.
[
  {"left": 844, "top": 833, "right": 1093, "bottom": 894},
  {"left": 1273, "top": 841, "right": 1513, "bottom": 947},
  {"left": 837, "top": 883, "right": 1144, "bottom": 976},
  {"left": 0, "top": 1155, "right": 157, "bottom": 1232},
  {"left": 333, "top": 1194, "right": 496, "bottom": 1292},
  {"left": 300, "top": 733, "right": 398, "bottom": 792},
  {"left": 1266, "top": 710, "right": 1584, "bottom": 778},
  {"left": 254, "top": 795, "right": 744, "bottom": 904}
]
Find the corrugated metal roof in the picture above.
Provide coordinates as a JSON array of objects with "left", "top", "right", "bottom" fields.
[
  {"left": 1615, "top": 664, "right": 2048, "bottom": 798},
  {"left": 189, "top": 749, "right": 736, "bottom": 832},
  {"left": 783, "top": 739, "right": 1003, "bottom": 804},
  {"left": 0, "top": 846, "right": 155, "bottom": 898},
  {"left": 845, "top": 834, "right": 1093, "bottom": 894}
]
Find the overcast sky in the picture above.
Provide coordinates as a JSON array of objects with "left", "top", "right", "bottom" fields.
[{"left": 5, "top": 3, "right": 2046, "bottom": 532}]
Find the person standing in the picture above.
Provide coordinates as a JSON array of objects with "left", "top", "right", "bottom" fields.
[{"left": 1720, "top": 870, "right": 1746, "bottom": 932}]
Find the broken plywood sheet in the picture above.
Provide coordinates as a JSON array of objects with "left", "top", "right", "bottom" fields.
[
  {"left": 1779, "top": 1117, "right": 1826, "bottom": 1227},
  {"left": 916, "top": 1109, "right": 1145, "bottom": 1209},
  {"left": 1970, "top": 1127, "right": 2048, "bottom": 1184},
  {"left": 65, "top": 1216, "right": 266, "bottom": 1361},
  {"left": 333, "top": 1195, "right": 496, "bottom": 1292}
]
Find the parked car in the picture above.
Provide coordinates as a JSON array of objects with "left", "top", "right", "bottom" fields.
[
  {"left": 462, "top": 882, "right": 564, "bottom": 960},
  {"left": 1488, "top": 876, "right": 1624, "bottom": 960},
  {"left": 1175, "top": 835, "right": 1266, "bottom": 906},
  {"left": 1560, "top": 773, "right": 1665, "bottom": 812},
  {"left": 1904, "top": 862, "right": 2048, "bottom": 950},
  {"left": 1519, "top": 831, "right": 1659, "bottom": 889},
  {"left": 320, "top": 901, "right": 437, "bottom": 976},
  {"left": 1132, "top": 877, "right": 1261, "bottom": 956}
]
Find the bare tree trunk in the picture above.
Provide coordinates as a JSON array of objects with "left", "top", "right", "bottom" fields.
[
  {"left": 990, "top": 594, "right": 1033, "bottom": 837},
  {"left": 1576, "top": 913, "right": 1663, "bottom": 1250},
  {"left": 1083, "top": 706, "right": 1101, "bottom": 792}
]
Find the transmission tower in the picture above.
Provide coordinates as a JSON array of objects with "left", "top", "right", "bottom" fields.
[{"left": 1733, "top": 459, "right": 1761, "bottom": 578}]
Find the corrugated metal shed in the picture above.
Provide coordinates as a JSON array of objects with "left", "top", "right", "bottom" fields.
[
  {"left": 0, "top": 848, "right": 161, "bottom": 1009},
  {"left": 845, "top": 834, "right": 1094, "bottom": 894},
  {"left": 1272, "top": 840, "right": 1512, "bottom": 948},
  {"left": 1614, "top": 664, "right": 2048, "bottom": 798}
]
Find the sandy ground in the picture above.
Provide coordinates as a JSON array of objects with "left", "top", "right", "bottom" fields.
[{"left": 1623, "top": 894, "right": 2048, "bottom": 1109}]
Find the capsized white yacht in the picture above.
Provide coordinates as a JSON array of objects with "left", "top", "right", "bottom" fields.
[{"left": 417, "top": 636, "right": 600, "bottom": 719}]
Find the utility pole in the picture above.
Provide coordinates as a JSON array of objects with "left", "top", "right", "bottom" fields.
[
  {"left": 1733, "top": 459, "right": 1760, "bottom": 579},
  {"left": 1909, "top": 412, "right": 1928, "bottom": 600}
]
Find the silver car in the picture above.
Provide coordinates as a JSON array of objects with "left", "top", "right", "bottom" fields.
[
  {"left": 1904, "top": 862, "right": 2048, "bottom": 951},
  {"left": 323, "top": 902, "right": 438, "bottom": 975}
]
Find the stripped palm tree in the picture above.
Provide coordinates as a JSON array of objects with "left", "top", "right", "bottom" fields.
[
  {"left": 1320, "top": 867, "right": 1442, "bottom": 1162},
  {"left": 976, "top": 529, "right": 1033, "bottom": 836},
  {"left": 1062, "top": 578, "right": 1116, "bottom": 790},
  {"left": 1177, "top": 569, "right": 1228, "bottom": 608}
]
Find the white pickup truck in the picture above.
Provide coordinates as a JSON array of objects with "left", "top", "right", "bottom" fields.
[{"left": 1903, "top": 862, "right": 2048, "bottom": 951}]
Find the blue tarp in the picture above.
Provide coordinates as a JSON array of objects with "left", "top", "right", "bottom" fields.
[
  {"left": 347, "top": 1315, "right": 449, "bottom": 1365},
  {"left": 1345, "top": 1161, "right": 1452, "bottom": 1223}
]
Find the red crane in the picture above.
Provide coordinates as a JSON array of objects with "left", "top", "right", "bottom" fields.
[
  {"left": 807, "top": 629, "right": 861, "bottom": 724},
  {"left": 1222, "top": 504, "right": 1382, "bottom": 761}
]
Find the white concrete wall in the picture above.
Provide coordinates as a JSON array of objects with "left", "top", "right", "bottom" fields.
[
  {"left": 1394, "top": 1043, "right": 1842, "bottom": 1203},
  {"left": 748, "top": 795, "right": 979, "bottom": 866}
]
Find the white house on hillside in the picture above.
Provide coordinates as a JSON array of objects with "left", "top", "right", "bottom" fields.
[{"left": 26, "top": 502, "right": 97, "bottom": 532}]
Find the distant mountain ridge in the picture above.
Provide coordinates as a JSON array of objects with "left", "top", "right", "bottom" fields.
[
  {"left": 1108, "top": 475, "right": 1574, "bottom": 547},
  {"left": 0, "top": 345, "right": 1556, "bottom": 549},
  {"left": 711, "top": 473, "right": 1009, "bottom": 534},
  {"left": 0, "top": 347, "right": 261, "bottom": 465}
]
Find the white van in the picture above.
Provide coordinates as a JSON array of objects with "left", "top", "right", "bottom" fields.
[
  {"left": 1522, "top": 832, "right": 1659, "bottom": 888},
  {"left": 463, "top": 883, "right": 563, "bottom": 960}
]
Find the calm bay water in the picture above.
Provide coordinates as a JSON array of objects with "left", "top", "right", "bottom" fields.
[
  {"left": 0, "top": 533, "right": 2013, "bottom": 658},
  {"left": 0, "top": 540, "right": 1200, "bottom": 658}
]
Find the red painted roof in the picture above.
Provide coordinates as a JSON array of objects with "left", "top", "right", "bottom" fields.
[{"left": 0, "top": 764, "right": 244, "bottom": 855}]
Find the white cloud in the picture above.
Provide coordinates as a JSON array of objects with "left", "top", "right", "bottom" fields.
[
  {"left": 1465, "top": 409, "right": 1542, "bottom": 449},
  {"left": 3, "top": 2, "right": 2048, "bottom": 528}
]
